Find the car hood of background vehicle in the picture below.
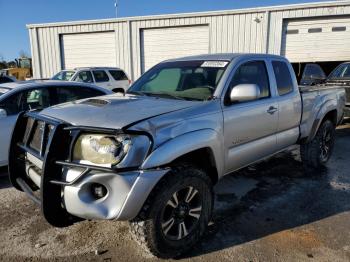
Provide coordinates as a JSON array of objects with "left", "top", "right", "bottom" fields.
[{"left": 40, "top": 94, "right": 198, "bottom": 129}]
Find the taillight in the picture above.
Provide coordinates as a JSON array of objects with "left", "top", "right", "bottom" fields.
[{"left": 128, "top": 79, "right": 132, "bottom": 85}]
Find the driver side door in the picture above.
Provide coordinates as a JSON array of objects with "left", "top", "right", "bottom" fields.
[{"left": 222, "top": 60, "right": 279, "bottom": 173}]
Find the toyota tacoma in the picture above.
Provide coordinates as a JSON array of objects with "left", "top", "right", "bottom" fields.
[{"left": 8, "top": 54, "right": 346, "bottom": 258}]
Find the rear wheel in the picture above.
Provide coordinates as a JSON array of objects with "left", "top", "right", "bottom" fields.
[
  {"left": 301, "top": 119, "right": 335, "bottom": 169},
  {"left": 129, "top": 164, "right": 213, "bottom": 258}
]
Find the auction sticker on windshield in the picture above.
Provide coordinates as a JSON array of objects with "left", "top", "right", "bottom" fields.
[{"left": 201, "top": 61, "right": 229, "bottom": 68}]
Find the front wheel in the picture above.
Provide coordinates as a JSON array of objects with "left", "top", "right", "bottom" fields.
[
  {"left": 301, "top": 119, "right": 336, "bottom": 169},
  {"left": 129, "top": 165, "right": 213, "bottom": 258}
]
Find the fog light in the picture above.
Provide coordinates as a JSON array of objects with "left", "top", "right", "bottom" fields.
[{"left": 90, "top": 183, "right": 107, "bottom": 199}]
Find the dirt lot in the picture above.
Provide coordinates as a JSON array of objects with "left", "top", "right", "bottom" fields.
[{"left": 0, "top": 121, "right": 350, "bottom": 262}]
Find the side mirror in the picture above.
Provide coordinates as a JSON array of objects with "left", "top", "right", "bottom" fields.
[
  {"left": 230, "top": 84, "right": 261, "bottom": 103},
  {"left": 0, "top": 108, "right": 7, "bottom": 118}
]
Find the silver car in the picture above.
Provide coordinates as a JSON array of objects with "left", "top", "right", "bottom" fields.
[{"left": 0, "top": 81, "right": 113, "bottom": 167}]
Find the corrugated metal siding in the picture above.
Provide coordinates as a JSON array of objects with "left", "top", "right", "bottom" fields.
[{"left": 28, "top": 1, "right": 350, "bottom": 79}]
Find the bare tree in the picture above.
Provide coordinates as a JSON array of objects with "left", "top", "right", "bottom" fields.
[{"left": 19, "top": 50, "right": 30, "bottom": 58}]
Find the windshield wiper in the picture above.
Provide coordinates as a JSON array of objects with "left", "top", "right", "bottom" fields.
[{"left": 142, "top": 92, "right": 188, "bottom": 101}]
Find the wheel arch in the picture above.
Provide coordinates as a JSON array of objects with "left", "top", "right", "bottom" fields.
[
  {"left": 141, "top": 129, "right": 223, "bottom": 184},
  {"left": 305, "top": 108, "right": 337, "bottom": 143}
]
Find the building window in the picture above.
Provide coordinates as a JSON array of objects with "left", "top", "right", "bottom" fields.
[
  {"left": 308, "top": 28, "right": 322, "bottom": 33},
  {"left": 286, "top": 29, "right": 299, "bottom": 34},
  {"left": 332, "top": 26, "right": 346, "bottom": 32}
]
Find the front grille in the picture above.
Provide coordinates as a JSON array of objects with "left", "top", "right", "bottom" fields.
[{"left": 29, "top": 121, "right": 45, "bottom": 152}]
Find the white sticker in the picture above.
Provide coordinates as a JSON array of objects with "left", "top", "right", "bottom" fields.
[{"left": 201, "top": 61, "right": 229, "bottom": 68}]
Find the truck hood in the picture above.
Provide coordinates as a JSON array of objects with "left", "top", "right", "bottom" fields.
[{"left": 40, "top": 94, "right": 197, "bottom": 129}]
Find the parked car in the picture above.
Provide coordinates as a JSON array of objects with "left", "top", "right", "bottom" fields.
[
  {"left": 9, "top": 54, "right": 345, "bottom": 258},
  {"left": 51, "top": 67, "right": 131, "bottom": 92},
  {"left": 324, "top": 62, "right": 350, "bottom": 116},
  {"left": 298, "top": 63, "right": 327, "bottom": 86},
  {"left": 0, "top": 81, "right": 113, "bottom": 167},
  {"left": 0, "top": 75, "right": 17, "bottom": 84}
]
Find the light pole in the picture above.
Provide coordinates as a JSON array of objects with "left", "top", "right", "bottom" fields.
[{"left": 115, "top": 0, "right": 119, "bottom": 18}]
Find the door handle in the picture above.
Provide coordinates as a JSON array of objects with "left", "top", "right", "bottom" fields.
[{"left": 267, "top": 106, "right": 278, "bottom": 115}]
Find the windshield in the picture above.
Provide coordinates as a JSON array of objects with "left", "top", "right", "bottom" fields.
[
  {"left": 328, "top": 64, "right": 350, "bottom": 80},
  {"left": 52, "top": 70, "right": 75, "bottom": 81},
  {"left": 128, "top": 60, "right": 229, "bottom": 101}
]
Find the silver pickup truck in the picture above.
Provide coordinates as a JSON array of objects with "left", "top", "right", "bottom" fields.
[{"left": 8, "top": 54, "right": 346, "bottom": 258}]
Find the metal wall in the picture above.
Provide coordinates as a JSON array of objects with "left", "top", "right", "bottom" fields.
[{"left": 27, "top": 1, "right": 350, "bottom": 80}]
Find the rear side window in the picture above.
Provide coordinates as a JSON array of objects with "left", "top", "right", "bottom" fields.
[
  {"left": 230, "top": 61, "right": 271, "bottom": 99},
  {"left": 272, "top": 61, "right": 294, "bottom": 96},
  {"left": 93, "top": 70, "right": 109, "bottom": 82},
  {"left": 109, "top": 70, "right": 128, "bottom": 81},
  {"left": 55, "top": 87, "right": 104, "bottom": 104}
]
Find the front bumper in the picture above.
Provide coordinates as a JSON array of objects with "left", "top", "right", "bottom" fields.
[
  {"left": 8, "top": 112, "right": 168, "bottom": 226},
  {"left": 62, "top": 167, "right": 168, "bottom": 220}
]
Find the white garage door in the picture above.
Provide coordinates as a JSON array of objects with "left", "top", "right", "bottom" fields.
[
  {"left": 281, "top": 16, "right": 350, "bottom": 62},
  {"left": 141, "top": 25, "right": 209, "bottom": 72},
  {"left": 61, "top": 32, "right": 116, "bottom": 69}
]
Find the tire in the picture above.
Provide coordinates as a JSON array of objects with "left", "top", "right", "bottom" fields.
[
  {"left": 129, "top": 164, "right": 213, "bottom": 258},
  {"left": 300, "top": 119, "right": 335, "bottom": 169}
]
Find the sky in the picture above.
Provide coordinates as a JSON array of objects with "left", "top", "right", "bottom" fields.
[{"left": 0, "top": 0, "right": 335, "bottom": 61}]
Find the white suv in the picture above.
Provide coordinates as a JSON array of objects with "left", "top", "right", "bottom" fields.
[{"left": 52, "top": 67, "right": 131, "bottom": 92}]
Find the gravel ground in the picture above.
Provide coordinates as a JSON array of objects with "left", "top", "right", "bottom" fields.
[{"left": 0, "top": 121, "right": 349, "bottom": 262}]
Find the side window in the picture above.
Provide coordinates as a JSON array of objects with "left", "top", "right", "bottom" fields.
[
  {"left": 0, "top": 92, "right": 22, "bottom": 115},
  {"left": 22, "top": 88, "right": 50, "bottom": 111},
  {"left": 272, "top": 61, "right": 294, "bottom": 96},
  {"left": 93, "top": 70, "right": 110, "bottom": 82},
  {"left": 229, "top": 61, "right": 271, "bottom": 99},
  {"left": 75, "top": 71, "right": 93, "bottom": 83},
  {"left": 55, "top": 87, "right": 104, "bottom": 104},
  {"left": 109, "top": 70, "right": 128, "bottom": 81}
]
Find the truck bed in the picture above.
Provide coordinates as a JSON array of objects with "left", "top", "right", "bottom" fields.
[{"left": 299, "top": 84, "right": 346, "bottom": 140}]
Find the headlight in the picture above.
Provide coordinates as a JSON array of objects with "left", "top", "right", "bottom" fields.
[{"left": 73, "top": 134, "right": 132, "bottom": 166}]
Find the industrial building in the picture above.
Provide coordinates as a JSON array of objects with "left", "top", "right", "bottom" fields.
[{"left": 27, "top": 0, "right": 350, "bottom": 80}]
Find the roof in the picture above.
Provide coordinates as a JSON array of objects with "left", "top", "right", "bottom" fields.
[
  {"left": 26, "top": 1, "right": 350, "bottom": 29},
  {"left": 164, "top": 53, "right": 286, "bottom": 62},
  {"left": 73, "top": 67, "right": 123, "bottom": 71}
]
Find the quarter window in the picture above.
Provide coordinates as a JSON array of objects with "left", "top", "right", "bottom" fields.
[
  {"left": 93, "top": 70, "right": 110, "bottom": 82},
  {"left": 272, "top": 61, "right": 294, "bottom": 96},
  {"left": 229, "top": 61, "right": 271, "bottom": 99},
  {"left": 109, "top": 70, "right": 128, "bottom": 81}
]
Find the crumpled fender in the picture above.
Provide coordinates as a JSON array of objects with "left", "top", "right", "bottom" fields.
[{"left": 141, "top": 128, "right": 224, "bottom": 177}]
